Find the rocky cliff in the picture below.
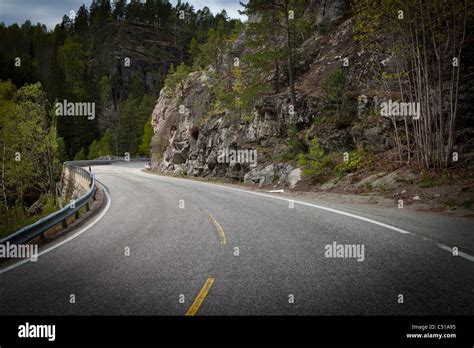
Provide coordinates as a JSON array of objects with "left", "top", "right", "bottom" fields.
[
  {"left": 149, "top": 1, "right": 375, "bottom": 189},
  {"left": 91, "top": 21, "right": 181, "bottom": 99},
  {"left": 148, "top": 0, "right": 474, "bottom": 204}
]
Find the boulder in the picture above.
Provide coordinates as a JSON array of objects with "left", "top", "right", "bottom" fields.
[
  {"left": 369, "top": 168, "right": 418, "bottom": 189},
  {"left": 244, "top": 164, "right": 275, "bottom": 187},
  {"left": 355, "top": 172, "right": 388, "bottom": 188},
  {"left": 286, "top": 168, "right": 302, "bottom": 189}
]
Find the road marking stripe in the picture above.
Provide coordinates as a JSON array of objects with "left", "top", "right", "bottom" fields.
[
  {"left": 438, "top": 244, "right": 474, "bottom": 262},
  {"left": 0, "top": 181, "right": 112, "bottom": 274},
  {"left": 139, "top": 171, "right": 412, "bottom": 235},
  {"left": 185, "top": 277, "right": 215, "bottom": 316},
  {"left": 208, "top": 214, "right": 227, "bottom": 245},
  {"left": 149, "top": 172, "right": 474, "bottom": 263}
]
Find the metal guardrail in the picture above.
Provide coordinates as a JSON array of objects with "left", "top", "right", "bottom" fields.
[
  {"left": 0, "top": 158, "right": 149, "bottom": 246},
  {"left": 0, "top": 164, "right": 96, "bottom": 245},
  {"left": 69, "top": 157, "right": 150, "bottom": 167}
]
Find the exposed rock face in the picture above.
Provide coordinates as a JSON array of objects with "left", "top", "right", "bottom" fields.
[
  {"left": 150, "top": 68, "right": 312, "bottom": 187},
  {"left": 95, "top": 21, "right": 180, "bottom": 97},
  {"left": 93, "top": 21, "right": 181, "bottom": 132},
  {"left": 303, "top": 0, "right": 349, "bottom": 26},
  {"left": 243, "top": 163, "right": 299, "bottom": 188},
  {"left": 354, "top": 168, "right": 418, "bottom": 189},
  {"left": 150, "top": 70, "right": 213, "bottom": 169},
  {"left": 148, "top": 6, "right": 383, "bottom": 189},
  {"left": 60, "top": 166, "right": 90, "bottom": 200},
  {"left": 149, "top": 0, "right": 469, "bottom": 190}
]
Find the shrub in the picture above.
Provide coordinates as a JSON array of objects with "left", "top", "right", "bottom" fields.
[
  {"left": 164, "top": 63, "right": 191, "bottom": 96},
  {"left": 321, "top": 68, "right": 354, "bottom": 128},
  {"left": 335, "top": 148, "right": 363, "bottom": 177},
  {"left": 282, "top": 124, "right": 306, "bottom": 163},
  {"left": 297, "top": 137, "right": 332, "bottom": 181}
]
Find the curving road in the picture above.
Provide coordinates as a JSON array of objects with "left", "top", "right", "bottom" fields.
[{"left": 1, "top": 163, "right": 473, "bottom": 315}]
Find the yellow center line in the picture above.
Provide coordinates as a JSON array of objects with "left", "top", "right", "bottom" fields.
[
  {"left": 208, "top": 213, "right": 227, "bottom": 245},
  {"left": 185, "top": 277, "right": 215, "bottom": 316}
]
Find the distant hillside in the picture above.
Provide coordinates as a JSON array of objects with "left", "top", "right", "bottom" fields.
[{"left": 0, "top": 0, "right": 240, "bottom": 159}]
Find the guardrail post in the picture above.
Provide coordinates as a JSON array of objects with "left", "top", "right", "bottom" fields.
[
  {"left": 38, "top": 232, "right": 45, "bottom": 243},
  {"left": 93, "top": 179, "right": 97, "bottom": 201},
  {"left": 62, "top": 220, "right": 67, "bottom": 228},
  {"left": 86, "top": 202, "right": 90, "bottom": 211}
]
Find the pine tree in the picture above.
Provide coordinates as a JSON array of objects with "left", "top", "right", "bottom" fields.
[
  {"left": 242, "top": 0, "right": 310, "bottom": 109},
  {"left": 74, "top": 5, "right": 89, "bottom": 35}
]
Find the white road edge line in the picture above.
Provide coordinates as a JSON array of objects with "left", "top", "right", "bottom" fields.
[
  {"left": 438, "top": 244, "right": 474, "bottom": 262},
  {"left": 138, "top": 171, "right": 412, "bottom": 235},
  {"left": 0, "top": 182, "right": 112, "bottom": 274}
]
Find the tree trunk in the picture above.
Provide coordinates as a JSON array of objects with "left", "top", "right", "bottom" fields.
[
  {"left": 274, "top": 60, "right": 280, "bottom": 93},
  {"left": 283, "top": 0, "right": 297, "bottom": 108},
  {"left": 1, "top": 143, "right": 8, "bottom": 210}
]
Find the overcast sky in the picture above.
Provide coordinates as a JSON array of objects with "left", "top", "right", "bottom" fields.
[{"left": 0, "top": 0, "right": 247, "bottom": 29}]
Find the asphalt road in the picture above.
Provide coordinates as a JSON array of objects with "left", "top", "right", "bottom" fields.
[{"left": 1, "top": 163, "right": 473, "bottom": 315}]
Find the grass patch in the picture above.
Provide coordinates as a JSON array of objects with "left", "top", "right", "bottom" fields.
[{"left": 420, "top": 170, "right": 454, "bottom": 188}]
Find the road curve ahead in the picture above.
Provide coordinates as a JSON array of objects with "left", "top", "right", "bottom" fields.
[{"left": 1, "top": 163, "right": 473, "bottom": 315}]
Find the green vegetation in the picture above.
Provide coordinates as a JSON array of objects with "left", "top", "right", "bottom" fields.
[
  {"left": 353, "top": 0, "right": 471, "bottom": 169},
  {"left": 297, "top": 137, "right": 332, "bottom": 182},
  {"left": 0, "top": 195, "right": 61, "bottom": 238},
  {"left": 321, "top": 68, "right": 353, "bottom": 129},
  {"left": 0, "top": 0, "right": 241, "bottom": 160},
  {"left": 335, "top": 153, "right": 361, "bottom": 177},
  {"left": 1, "top": 0, "right": 469, "bottom": 237},
  {"left": 295, "top": 68, "right": 359, "bottom": 180},
  {"left": 169, "top": 0, "right": 317, "bottom": 126},
  {"left": 334, "top": 147, "right": 365, "bottom": 177},
  {"left": 164, "top": 63, "right": 191, "bottom": 97},
  {"left": 242, "top": 0, "right": 313, "bottom": 107},
  {"left": 74, "top": 148, "right": 86, "bottom": 160},
  {"left": 282, "top": 124, "right": 306, "bottom": 163},
  {"left": 461, "top": 200, "right": 473, "bottom": 209},
  {"left": 116, "top": 94, "right": 156, "bottom": 157},
  {"left": 138, "top": 117, "right": 154, "bottom": 156},
  {"left": 87, "top": 129, "right": 112, "bottom": 160},
  {"left": 420, "top": 170, "right": 455, "bottom": 188},
  {"left": 297, "top": 137, "right": 373, "bottom": 182},
  {"left": 0, "top": 81, "right": 63, "bottom": 233}
]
